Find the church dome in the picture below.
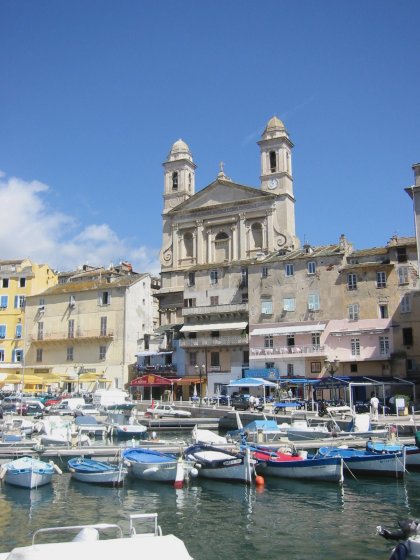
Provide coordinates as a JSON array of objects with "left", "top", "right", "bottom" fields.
[{"left": 168, "top": 138, "right": 193, "bottom": 162}]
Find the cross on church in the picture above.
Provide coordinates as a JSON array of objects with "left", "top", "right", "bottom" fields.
[{"left": 219, "top": 161, "right": 225, "bottom": 173}]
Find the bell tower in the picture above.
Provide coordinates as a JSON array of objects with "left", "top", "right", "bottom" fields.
[{"left": 162, "top": 139, "right": 196, "bottom": 214}]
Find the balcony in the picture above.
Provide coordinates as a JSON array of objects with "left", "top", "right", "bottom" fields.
[
  {"left": 250, "top": 345, "right": 326, "bottom": 359},
  {"left": 179, "top": 334, "right": 249, "bottom": 348},
  {"left": 28, "top": 330, "right": 114, "bottom": 345},
  {"left": 182, "top": 302, "right": 248, "bottom": 317}
]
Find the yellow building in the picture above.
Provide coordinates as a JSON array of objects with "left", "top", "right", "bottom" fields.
[{"left": 0, "top": 259, "right": 57, "bottom": 392}]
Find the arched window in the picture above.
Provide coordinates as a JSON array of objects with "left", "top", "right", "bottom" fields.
[
  {"left": 215, "top": 231, "right": 230, "bottom": 262},
  {"left": 183, "top": 232, "right": 193, "bottom": 258},
  {"left": 251, "top": 223, "right": 263, "bottom": 249},
  {"left": 269, "top": 151, "right": 277, "bottom": 173},
  {"left": 215, "top": 232, "right": 229, "bottom": 241},
  {"left": 172, "top": 171, "right": 178, "bottom": 191}
]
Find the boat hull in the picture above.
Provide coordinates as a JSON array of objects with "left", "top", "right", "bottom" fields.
[
  {"left": 70, "top": 469, "right": 127, "bottom": 485},
  {"left": 185, "top": 444, "right": 254, "bottom": 483},
  {"left": 318, "top": 446, "right": 406, "bottom": 478},
  {"left": 257, "top": 455, "right": 343, "bottom": 482},
  {"left": 2, "top": 457, "right": 54, "bottom": 489},
  {"left": 123, "top": 448, "right": 180, "bottom": 482}
]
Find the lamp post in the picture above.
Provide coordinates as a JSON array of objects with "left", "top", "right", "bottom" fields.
[{"left": 324, "top": 358, "right": 339, "bottom": 403}]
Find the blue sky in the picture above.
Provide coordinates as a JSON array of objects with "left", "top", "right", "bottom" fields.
[{"left": 0, "top": 0, "right": 419, "bottom": 274}]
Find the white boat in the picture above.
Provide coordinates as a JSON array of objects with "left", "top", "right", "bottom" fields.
[
  {"left": 68, "top": 457, "right": 128, "bottom": 486},
  {"left": 0, "top": 456, "right": 61, "bottom": 489},
  {"left": 191, "top": 425, "right": 228, "bottom": 445},
  {"left": 122, "top": 447, "right": 188, "bottom": 483},
  {"left": 285, "top": 413, "right": 332, "bottom": 442},
  {"left": 184, "top": 443, "right": 255, "bottom": 483},
  {"left": 33, "top": 416, "right": 91, "bottom": 447},
  {"left": 105, "top": 412, "right": 148, "bottom": 440},
  {"left": 0, "top": 512, "right": 193, "bottom": 560}
]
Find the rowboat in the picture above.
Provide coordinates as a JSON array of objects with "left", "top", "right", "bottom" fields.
[
  {"left": 0, "top": 456, "right": 61, "bottom": 489},
  {"left": 184, "top": 443, "right": 255, "bottom": 483},
  {"left": 68, "top": 457, "right": 127, "bottom": 486},
  {"left": 366, "top": 439, "right": 420, "bottom": 470},
  {"left": 122, "top": 447, "right": 186, "bottom": 483}
]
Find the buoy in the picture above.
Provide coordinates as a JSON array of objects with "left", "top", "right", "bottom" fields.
[
  {"left": 255, "top": 475, "right": 265, "bottom": 486},
  {"left": 50, "top": 461, "right": 63, "bottom": 475},
  {"left": 0, "top": 467, "right": 7, "bottom": 480}
]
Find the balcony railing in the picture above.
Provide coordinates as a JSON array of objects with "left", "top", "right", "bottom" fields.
[
  {"left": 182, "top": 303, "right": 248, "bottom": 317},
  {"left": 28, "top": 330, "right": 114, "bottom": 344},
  {"left": 250, "top": 345, "right": 326, "bottom": 358},
  {"left": 180, "top": 334, "right": 249, "bottom": 348}
]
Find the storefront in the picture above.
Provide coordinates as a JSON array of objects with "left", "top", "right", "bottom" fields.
[{"left": 129, "top": 374, "right": 179, "bottom": 401}]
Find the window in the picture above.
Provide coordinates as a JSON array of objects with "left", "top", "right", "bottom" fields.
[
  {"left": 379, "top": 304, "right": 389, "bottom": 319},
  {"left": 66, "top": 347, "right": 74, "bottom": 361},
  {"left": 251, "top": 224, "right": 263, "bottom": 249},
  {"left": 188, "top": 272, "right": 195, "bottom": 287},
  {"left": 283, "top": 298, "right": 296, "bottom": 312},
  {"left": 210, "top": 296, "right": 219, "bottom": 306},
  {"left": 0, "top": 295, "right": 7, "bottom": 309},
  {"left": 347, "top": 273, "right": 357, "bottom": 290},
  {"left": 402, "top": 327, "right": 413, "bottom": 346},
  {"left": 99, "top": 345, "right": 106, "bottom": 360},
  {"left": 183, "top": 232, "right": 194, "bottom": 258},
  {"left": 311, "top": 333, "right": 321, "bottom": 347},
  {"left": 262, "top": 266, "right": 268, "bottom": 278},
  {"left": 243, "top": 350, "right": 249, "bottom": 365},
  {"left": 242, "top": 293, "right": 249, "bottom": 303},
  {"left": 189, "top": 352, "right": 197, "bottom": 366},
  {"left": 265, "top": 362, "right": 274, "bottom": 369},
  {"left": 269, "top": 150, "right": 277, "bottom": 173},
  {"left": 19, "top": 278, "right": 26, "bottom": 288},
  {"left": 0, "top": 325, "right": 5, "bottom": 339},
  {"left": 68, "top": 319, "right": 74, "bottom": 339},
  {"left": 100, "top": 316, "right": 107, "bottom": 336},
  {"left": 307, "top": 261, "right": 316, "bottom": 275},
  {"left": 287, "top": 363, "right": 294, "bottom": 376},
  {"left": 36, "top": 348, "right": 43, "bottom": 362},
  {"left": 14, "top": 295, "right": 25, "bottom": 308},
  {"left": 308, "top": 293, "right": 320, "bottom": 311},
  {"left": 287, "top": 335, "right": 295, "bottom": 347},
  {"left": 0, "top": 349, "right": 4, "bottom": 362},
  {"left": 2, "top": 279, "right": 9, "bottom": 288},
  {"left": 407, "top": 359, "right": 417, "bottom": 372},
  {"left": 15, "top": 324, "right": 22, "bottom": 338},
  {"left": 350, "top": 363, "right": 358, "bottom": 373},
  {"left": 397, "top": 247, "right": 407, "bottom": 263},
  {"left": 37, "top": 322, "right": 44, "bottom": 341},
  {"left": 311, "top": 362, "right": 321, "bottom": 373},
  {"left": 351, "top": 338, "right": 360, "bottom": 356},
  {"left": 210, "top": 352, "right": 220, "bottom": 367},
  {"left": 264, "top": 335, "right": 274, "bottom": 348},
  {"left": 261, "top": 299, "right": 273, "bottom": 315},
  {"left": 401, "top": 294, "right": 411, "bottom": 313},
  {"left": 184, "top": 298, "right": 196, "bottom": 308},
  {"left": 210, "top": 270, "right": 218, "bottom": 285},
  {"left": 240, "top": 268, "right": 248, "bottom": 287},
  {"left": 376, "top": 271, "right": 387, "bottom": 288},
  {"left": 348, "top": 303, "right": 359, "bottom": 321},
  {"left": 188, "top": 332, "right": 197, "bottom": 339},
  {"left": 100, "top": 291, "right": 110, "bottom": 305},
  {"left": 172, "top": 171, "right": 178, "bottom": 191},
  {"left": 211, "top": 331, "right": 220, "bottom": 338},
  {"left": 379, "top": 336, "right": 389, "bottom": 355},
  {"left": 285, "top": 263, "right": 294, "bottom": 277},
  {"left": 13, "top": 349, "right": 23, "bottom": 363},
  {"left": 398, "top": 267, "right": 409, "bottom": 285}
]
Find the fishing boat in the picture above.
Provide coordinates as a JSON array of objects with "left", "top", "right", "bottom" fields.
[
  {"left": 67, "top": 457, "right": 128, "bottom": 486},
  {"left": 0, "top": 456, "right": 61, "bottom": 489},
  {"left": 0, "top": 512, "right": 193, "bottom": 560},
  {"left": 184, "top": 443, "right": 255, "bottom": 483},
  {"left": 248, "top": 444, "right": 344, "bottom": 483},
  {"left": 122, "top": 447, "right": 186, "bottom": 483},
  {"left": 366, "top": 439, "right": 420, "bottom": 470},
  {"left": 317, "top": 445, "right": 406, "bottom": 478}
]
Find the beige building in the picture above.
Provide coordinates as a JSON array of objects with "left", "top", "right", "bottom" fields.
[{"left": 24, "top": 263, "right": 159, "bottom": 392}]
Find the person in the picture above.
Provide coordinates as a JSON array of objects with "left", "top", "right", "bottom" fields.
[
  {"left": 370, "top": 394, "right": 379, "bottom": 421},
  {"left": 254, "top": 396, "right": 260, "bottom": 410},
  {"left": 249, "top": 395, "right": 255, "bottom": 411},
  {"left": 287, "top": 388, "right": 293, "bottom": 399}
]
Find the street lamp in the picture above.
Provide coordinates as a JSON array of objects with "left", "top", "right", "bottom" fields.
[{"left": 324, "top": 358, "right": 339, "bottom": 403}]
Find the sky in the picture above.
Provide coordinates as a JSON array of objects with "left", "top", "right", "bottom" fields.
[{"left": 0, "top": 1, "right": 419, "bottom": 275}]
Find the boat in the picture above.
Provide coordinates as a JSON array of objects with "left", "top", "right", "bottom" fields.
[
  {"left": 248, "top": 444, "right": 344, "bottom": 483},
  {"left": 317, "top": 445, "right": 406, "bottom": 478},
  {"left": 0, "top": 456, "right": 61, "bottom": 489},
  {"left": 105, "top": 411, "right": 148, "bottom": 440},
  {"left": 74, "top": 415, "right": 107, "bottom": 439},
  {"left": 191, "top": 425, "right": 229, "bottom": 445},
  {"left": 184, "top": 443, "right": 255, "bottom": 483},
  {"left": 122, "top": 447, "right": 187, "bottom": 483},
  {"left": 285, "top": 412, "right": 333, "bottom": 442},
  {"left": 229, "top": 418, "right": 288, "bottom": 444},
  {"left": 0, "top": 512, "right": 193, "bottom": 560},
  {"left": 377, "top": 519, "right": 420, "bottom": 560},
  {"left": 366, "top": 439, "right": 420, "bottom": 470},
  {"left": 33, "top": 416, "right": 91, "bottom": 447},
  {"left": 68, "top": 457, "right": 128, "bottom": 486}
]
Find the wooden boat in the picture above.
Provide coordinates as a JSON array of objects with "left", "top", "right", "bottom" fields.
[
  {"left": 366, "top": 439, "right": 420, "bottom": 470},
  {"left": 0, "top": 456, "right": 61, "bottom": 489},
  {"left": 122, "top": 447, "right": 185, "bottom": 483},
  {"left": 317, "top": 445, "right": 406, "bottom": 478},
  {"left": 184, "top": 443, "right": 255, "bottom": 483},
  {"left": 67, "top": 457, "right": 128, "bottom": 486},
  {"left": 0, "top": 512, "right": 192, "bottom": 560},
  {"left": 249, "top": 445, "right": 344, "bottom": 483}
]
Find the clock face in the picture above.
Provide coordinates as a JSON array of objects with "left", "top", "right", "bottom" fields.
[{"left": 268, "top": 178, "right": 278, "bottom": 189}]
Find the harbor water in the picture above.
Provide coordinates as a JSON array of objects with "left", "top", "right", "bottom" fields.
[{"left": 1, "top": 465, "right": 420, "bottom": 559}]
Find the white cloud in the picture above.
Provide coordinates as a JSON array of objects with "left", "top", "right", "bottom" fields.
[{"left": 0, "top": 172, "right": 160, "bottom": 275}]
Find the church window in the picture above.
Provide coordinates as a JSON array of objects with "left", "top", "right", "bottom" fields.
[
  {"left": 215, "top": 232, "right": 229, "bottom": 241},
  {"left": 183, "top": 232, "right": 194, "bottom": 258},
  {"left": 172, "top": 172, "right": 178, "bottom": 191},
  {"left": 188, "top": 173, "right": 192, "bottom": 190},
  {"left": 269, "top": 151, "right": 277, "bottom": 173},
  {"left": 251, "top": 223, "right": 263, "bottom": 249},
  {"left": 210, "top": 270, "right": 218, "bottom": 285}
]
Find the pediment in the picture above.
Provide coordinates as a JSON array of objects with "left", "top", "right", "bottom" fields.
[{"left": 168, "top": 179, "right": 272, "bottom": 214}]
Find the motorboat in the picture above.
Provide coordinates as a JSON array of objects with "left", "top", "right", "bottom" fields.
[
  {"left": 74, "top": 415, "right": 107, "bottom": 439},
  {"left": 249, "top": 444, "right": 344, "bottom": 483},
  {"left": 0, "top": 456, "right": 61, "bottom": 489},
  {"left": 191, "top": 425, "right": 229, "bottom": 445},
  {"left": 105, "top": 412, "right": 148, "bottom": 440},
  {"left": 184, "top": 443, "right": 255, "bottom": 483},
  {"left": 229, "top": 418, "right": 288, "bottom": 444},
  {"left": 33, "top": 416, "right": 91, "bottom": 447},
  {"left": 0, "top": 512, "right": 193, "bottom": 560},
  {"left": 317, "top": 445, "right": 406, "bottom": 478},
  {"left": 122, "top": 447, "right": 187, "bottom": 483},
  {"left": 68, "top": 457, "right": 128, "bottom": 486},
  {"left": 285, "top": 412, "right": 332, "bottom": 442},
  {"left": 377, "top": 519, "right": 420, "bottom": 560}
]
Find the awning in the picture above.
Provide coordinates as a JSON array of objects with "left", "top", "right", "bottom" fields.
[
  {"left": 130, "top": 374, "right": 178, "bottom": 387},
  {"left": 135, "top": 351, "right": 173, "bottom": 357},
  {"left": 250, "top": 324, "right": 326, "bottom": 336},
  {"left": 180, "top": 322, "right": 248, "bottom": 333},
  {"left": 228, "top": 377, "right": 277, "bottom": 388},
  {"left": 176, "top": 377, "right": 203, "bottom": 385},
  {"left": 3, "top": 374, "right": 44, "bottom": 385}
]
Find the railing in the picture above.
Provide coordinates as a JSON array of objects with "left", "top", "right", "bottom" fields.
[
  {"left": 180, "top": 334, "right": 249, "bottom": 348},
  {"left": 182, "top": 303, "right": 248, "bottom": 316},
  {"left": 136, "top": 365, "right": 177, "bottom": 373},
  {"left": 28, "top": 330, "right": 114, "bottom": 343},
  {"left": 250, "top": 345, "right": 326, "bottom": 357}
]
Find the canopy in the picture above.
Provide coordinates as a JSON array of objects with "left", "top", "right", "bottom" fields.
[
  {"left": 176, "top": 377, "right": 203, "bottom": 385},
  {"left": 130, "top": 374, "right": 178, "bottom": 387},
  {"left": 135, "top": 351, "right": 173, "bottom": 357},
  {"left": 180, "top": 322, "right": 247, "bottom": 332},
  {"left": 250, "top": 323, "right": 326, "bottom": 336},
  {"left": 227, "top": 377, "right": 277, "bottom": 388},
  {"left": 4, "top": 374, "right": 44, "bottom": 385}
]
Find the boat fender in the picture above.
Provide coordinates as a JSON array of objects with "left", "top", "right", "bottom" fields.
[
  {"left": 389, "top": 542, "right": 410, "bottom": 560},
  {"left": 0, "top": 466, "right": 6, "bottom": 481},
  {"left": 143, "top": 467, "right": 159, "bottom": 475},
  {"left": 50, "top": 461, "right": 63, "bottom": 475},
  {"left": 123, "top": 460, "right": 131, "bottom": 467},
  {"left": 190, "top": 467, "right": 199, "bottom": 478},
  {"left": 69, "top": 468, "right": 75, "bottom": 473}
]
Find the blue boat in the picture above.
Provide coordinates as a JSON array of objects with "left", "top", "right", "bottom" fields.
[
  {"left": 122, "top": 448, "right": 182, "bottom": 482},
  {"left": 317, "top": 446, "right": 406, "bottom": 478},
  {"left": 366, "top": 439, "right": 420, "bottom": 470},
  {"left": 68, "top": 457, "right": 127, "bottom": 486}
]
